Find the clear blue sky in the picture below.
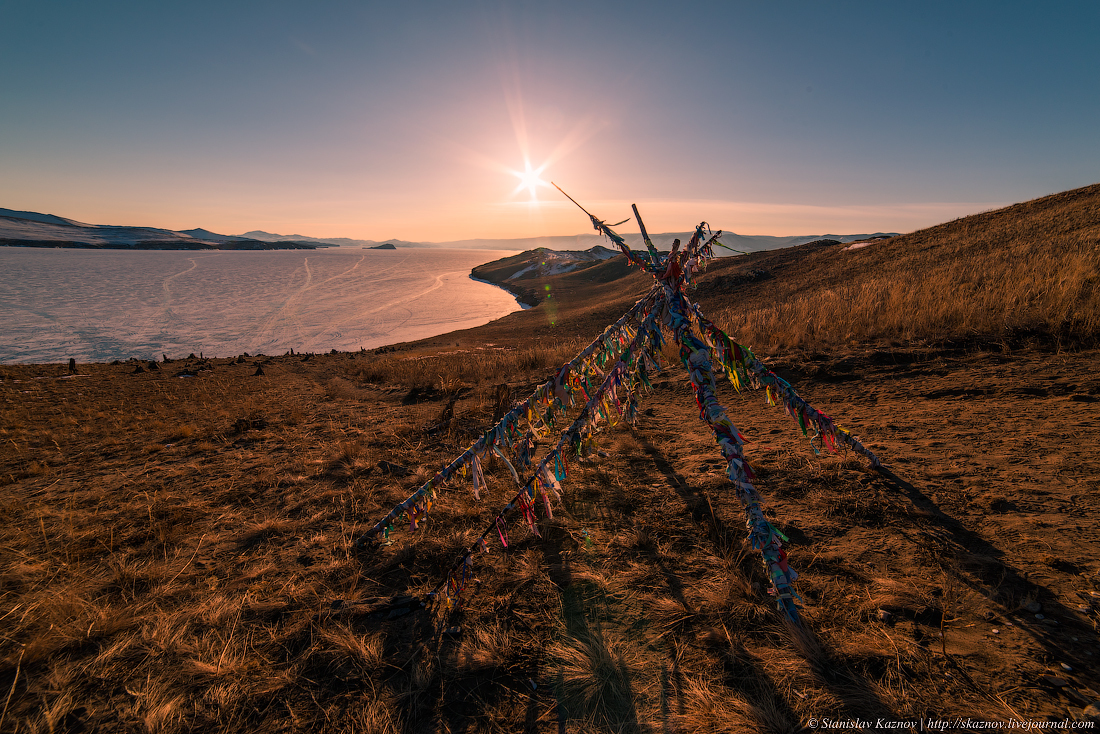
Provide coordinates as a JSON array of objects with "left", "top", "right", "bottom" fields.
[{"left": 2, "top": 1, "right": 1096, "bottom": 240}]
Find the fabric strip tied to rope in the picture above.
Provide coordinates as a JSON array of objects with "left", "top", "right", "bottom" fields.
[{"left": 357, "top": 189, "right": 882, "bottom": 629}]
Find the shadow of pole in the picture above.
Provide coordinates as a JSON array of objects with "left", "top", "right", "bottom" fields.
[
  {"left": 784, "top": 617, "right": 902, "bottom": 722},
  {"left": 636, "top": 433, "right": 765, "bottom": 605},
  {"left": 634, "top": 432, "right": 905, "bottom": 723},
  {"left": 873, "top": 463, "right": 1094, "bottom": 684}
]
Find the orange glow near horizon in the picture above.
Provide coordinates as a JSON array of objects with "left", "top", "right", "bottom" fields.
[{"left": 7, "top": 190, "right": 1006, "bottom": 244}]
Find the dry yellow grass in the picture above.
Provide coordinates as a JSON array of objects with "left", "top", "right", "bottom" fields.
[
  {"left": 702, "top": 183, "right": 1100, "bottom": 351},
  {"left": 2, "top": 184, "right": 1100, "bottom": 732},
  {"left": 353, "top": 339, "right": 588, "bottom": 390}
]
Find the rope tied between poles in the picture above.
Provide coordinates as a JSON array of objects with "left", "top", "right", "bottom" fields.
[{"left": 352, "top": 189, "right": 883, "bottom": 630}]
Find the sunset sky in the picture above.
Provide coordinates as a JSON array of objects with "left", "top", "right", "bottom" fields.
[{"left": 2, "top": 1, "right": 1097, "bottom": 242}]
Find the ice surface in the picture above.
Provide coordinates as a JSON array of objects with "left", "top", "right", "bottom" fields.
[{"left": 0, "top": 248, "right": 522, "bottom": 364}]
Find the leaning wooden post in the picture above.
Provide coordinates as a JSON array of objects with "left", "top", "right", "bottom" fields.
[{"left": 631, "top": 203, "right": 662, "bottom": 264}]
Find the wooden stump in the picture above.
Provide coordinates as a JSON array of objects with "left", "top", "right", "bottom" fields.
[{"left": 492, "top": 383, "right": 512, "bottom": 422}]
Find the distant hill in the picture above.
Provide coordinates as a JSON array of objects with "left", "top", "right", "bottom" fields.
[
  {"left": 471, "top": 245, "right": 622, "bottom": 307},
  {"left": 424, "top": 231, "right": 898, "bottom": 253},
  {"left": 0, "top": 211, "right": 316, "bottom": 250},
  {"left": 177, "top": 228, "right": 248, "bottom": 243},
  {"left": 686, "top": 182, "right": 1100, "bottom": 350},
  {"left": 0, "top": 208, "right": 86, "bottom": 227},
  {"left": 238, "top": 230, "right": 390, "bottom": 248},
  {"left": 2, "top": 206, "right": 898, "bottom": 253},
  {"left": 456, "top": 181, "right": 1100, "bottom": 351},
  {"left": 240, "top": 229, "right": 899, "bottom": 253}
]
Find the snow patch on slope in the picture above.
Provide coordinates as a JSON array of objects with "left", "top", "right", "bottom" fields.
[
  {"left": 0, "top": 215, "right": 210, "bottom": 246},
  {"left": 506, "top": 245, "right": 618, "bottom": 280}
]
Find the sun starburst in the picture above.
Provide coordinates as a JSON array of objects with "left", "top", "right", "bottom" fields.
[{"left": 512, "top": 160, "right": 548, "bottom": 200}]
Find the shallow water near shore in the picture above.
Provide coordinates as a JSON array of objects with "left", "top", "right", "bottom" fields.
[{"left": 0, "top": 247, "right": 521, "bottom": 364}]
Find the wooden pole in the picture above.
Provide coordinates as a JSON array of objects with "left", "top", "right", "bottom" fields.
[{"left": 631, "top": 203, "right": 662, "bottom": 263}]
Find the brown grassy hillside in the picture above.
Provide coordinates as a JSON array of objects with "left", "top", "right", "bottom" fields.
[
  {"left": 430, "top": 182, "right": 1100, "bottom": 364},
  {"left": 2, "top": 185, "right": 1099, "bottom": 732},
  {"left": 696, "top": 183, "right": 1100, "bottom": 352}
]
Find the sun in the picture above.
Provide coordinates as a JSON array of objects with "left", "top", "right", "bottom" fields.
[{"left": 512, "top": 160, "right": 548, "bottom": 200}]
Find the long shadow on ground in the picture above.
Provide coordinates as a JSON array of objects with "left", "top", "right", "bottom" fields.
[
  {"left": 873, "top": 465, "right": 1100, "bottom": 703},
  {"left": 637, "top": 431, "right": 903, "bottom": 724}
]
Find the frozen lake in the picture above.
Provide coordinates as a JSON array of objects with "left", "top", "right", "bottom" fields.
[{"left": 0, "top": 248, "right": 522, "bottom": 364}]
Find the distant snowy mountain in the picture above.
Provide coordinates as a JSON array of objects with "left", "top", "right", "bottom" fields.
[
  {"left": 1, "top": 206, "right": 898, "bottom": 254},
  {"left": 0, "top": 210, "right": 314, "bottom": 250},
  {"left": 242, "top": 229, "right": 899, "bottom": 253},
  {"left": 0, "top": 213, "right": 207, "bottom": 248},
  {"left": 177, "top": 228, "right": 248, "bottom": 243},
  {"left": 0, "top": 208, "right": 88, "bottom": 227},
  {"left": 415, "top": 231, "right": 899, "bottom": 254},
  {"left": 238, "top": 230, "right": 411, "bottom": 248},
  {"left": 239, "top": 230, "right": 313, "bottom": 241}
]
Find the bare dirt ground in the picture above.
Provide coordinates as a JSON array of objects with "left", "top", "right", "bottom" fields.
[{"left": 2, "top": 338, "right": 1098, "bottom": 732}]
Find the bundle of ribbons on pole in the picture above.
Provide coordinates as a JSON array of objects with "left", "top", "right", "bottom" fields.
[
  {"left": 428, "top": 306, "right": 664, "bottom": 610},
  {"left": 691, "top": 306, "right": 880, "bottom": 466},
  {"left": 355, "top": 288, "right": 660, "bottom": 547},
  {"left": 354, "top": 186, "right": 882, "bottom": 627}
]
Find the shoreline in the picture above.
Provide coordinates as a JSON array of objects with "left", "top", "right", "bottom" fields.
[{"left": 467, "top": 274, "right": 536, "bottom": 310}]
